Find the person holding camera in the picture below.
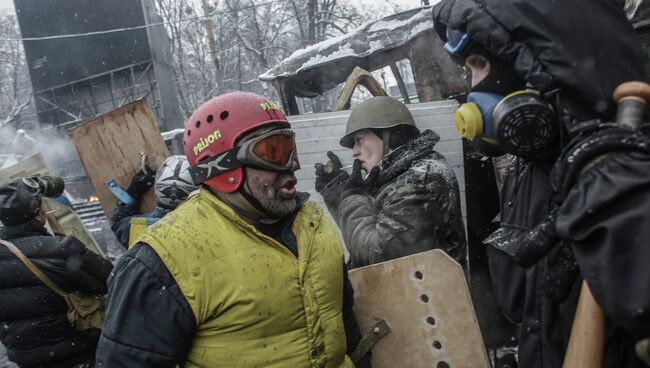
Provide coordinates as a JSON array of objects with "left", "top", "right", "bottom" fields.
[{"left": 0, "top": 177, "right": 113, "bottom": 368}]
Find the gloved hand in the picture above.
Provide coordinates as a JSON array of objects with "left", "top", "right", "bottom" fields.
[
  {"left": 315, "top": 151, "right": 346, "bottom": 193},
  {"left": 126, "top": 165, "right": 155, "bottom": 199},
  {"left": 341, "top": 159, "right": 379, "bottom": 197}
]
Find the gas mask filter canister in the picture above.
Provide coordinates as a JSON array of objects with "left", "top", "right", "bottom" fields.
[{"left": 454, "top": 89, "right": 559, "bottom": 159}]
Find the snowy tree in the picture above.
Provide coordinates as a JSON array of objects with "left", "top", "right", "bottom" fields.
[
  {"left": 0, "top": 10, "right": 34, "bottom": 130},
  {"left": 153, "top": 0, "right": 405, "bottom": 114}
]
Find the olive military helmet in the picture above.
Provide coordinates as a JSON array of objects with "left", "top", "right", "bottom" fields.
[{"left": 340, "top": 96, "right": 419, "bottom": 149}]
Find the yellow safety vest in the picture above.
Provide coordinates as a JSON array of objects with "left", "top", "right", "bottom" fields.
[
  {"left": 127, "top": 217, "right": 150, "bottom": 248},
  {"left": 139, "top": 188, "right": 355, "bottom": 368}
]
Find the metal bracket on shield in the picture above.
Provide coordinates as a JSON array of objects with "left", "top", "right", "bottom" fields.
[{"left": 350, "top": 319, "right": 391, "bottom": 363}]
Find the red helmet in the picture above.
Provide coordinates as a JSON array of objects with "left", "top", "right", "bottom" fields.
[{"left": 183, "top": 92, "right": 290, "bottom": 192}]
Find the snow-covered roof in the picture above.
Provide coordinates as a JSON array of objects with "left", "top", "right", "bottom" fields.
[{"left": 259, "top": 7, "right": 434, "bottom": 97}]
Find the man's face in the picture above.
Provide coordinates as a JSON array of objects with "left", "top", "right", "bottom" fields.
[
  {"left": 244, "top": 159, "right": 299, "bottom": 218},
  {"left": 351, "top": 129, "right": 383, "bottom": 172},
  {"left": 465, "top": 54, "right": 491, "bottom": 88}
]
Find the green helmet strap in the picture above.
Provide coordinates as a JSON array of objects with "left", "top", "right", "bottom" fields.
[{"left": 382, "top": 129, "right": 391, "bottom": 161}]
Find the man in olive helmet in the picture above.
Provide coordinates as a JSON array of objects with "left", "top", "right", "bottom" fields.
[{"left": 315, "top": 96, "right": 467, "bottom": 269}]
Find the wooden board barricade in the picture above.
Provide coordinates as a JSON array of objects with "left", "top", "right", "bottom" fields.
[
  {"left": 68, "top": 99, "right": 170, "bottom": 220},
  {"left": 348, "top": 249, "right": 490, "bottom": 368}
]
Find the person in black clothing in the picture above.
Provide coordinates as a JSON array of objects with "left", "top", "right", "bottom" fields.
[
  {"left": 110, "top": 155, "right": 198, "bottom": 247},
  {"left": 433, "top": 0, "right": 650, "bottom": 367},
  {"left": 0, "top": 178, "right": 113, "bottom": 368}
]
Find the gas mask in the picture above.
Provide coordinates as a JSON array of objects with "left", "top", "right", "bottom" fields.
[
  {"left": 455, "top": 89, "right": 560, "bottom": 159},
  {"left": 443, "top": 28, "right": 560, "bottom": 159}
]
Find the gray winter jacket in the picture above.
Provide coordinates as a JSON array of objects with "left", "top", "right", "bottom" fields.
[{"left": 325, "top": 130, "right": 467, "bottom": 269}]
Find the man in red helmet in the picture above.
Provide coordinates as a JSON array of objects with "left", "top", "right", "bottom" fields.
[{"left": 96, "top": 92, "right": 367, "bottom": 368}]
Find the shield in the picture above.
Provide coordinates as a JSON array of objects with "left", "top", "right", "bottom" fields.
[{"left": 348, "top": 249, "right": 490, "bottom": 368}]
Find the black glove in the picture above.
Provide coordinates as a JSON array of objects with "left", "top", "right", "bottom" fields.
[
  {"left": 341, "top": 159, "right": 379, "bottom": 197},
  {"left": 126, "top": 165, "right": 155, "bottom": 198},
  {"left": 315, "top": 151, "right": 346, "bottom": 193}
]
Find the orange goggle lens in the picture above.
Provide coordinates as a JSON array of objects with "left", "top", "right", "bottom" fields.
[{"left": 251, "top": 133, "right": 297, "bottom": 166}]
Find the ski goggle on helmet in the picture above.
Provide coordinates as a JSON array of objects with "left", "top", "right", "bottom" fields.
[
  {"left": 188, "top": 128, "right": 299, "bottom": 186},
  {"left": 238, "top": 128, "right": 298, "bottom": 171},
  {"left": 183, "top": 92, "right": 297, "bottom": 192},
  {"left": 444, "top": 28, "right": 473, "bottom": 65}
]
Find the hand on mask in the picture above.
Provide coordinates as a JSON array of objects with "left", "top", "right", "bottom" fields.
[
  {"left": 341, "top": 159, "right": 379, "bottom": 197},
  {"left": 126, "top": 165, "right": 156, "bottom": 199}
]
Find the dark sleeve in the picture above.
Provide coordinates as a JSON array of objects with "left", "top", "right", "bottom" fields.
[
  {"left": 54, "top": 236, "right": 114, "bottom": 295},
  {"left": 318, "top": 171, "right": 349, "bottom": 225},
  {"left": 337, "top": 172, "right": 463, "bottom": 267},
  {"left": 342, "top": 265, "right": 371, "bottom": 368},
  {"left": 96, "top": 243, "right": 196, "bottom": 367},
  {"left": 486, "top": 244, "right": 525, "bottom": 324},
  {"left": 556, "top": 151, "right": 650, "bottom": 340},
  {"left": 79, "top": 248, "right": 113, "bottom": 294},
  {"left": 110, "top": 201, "right": 139, "bottom": 247}
]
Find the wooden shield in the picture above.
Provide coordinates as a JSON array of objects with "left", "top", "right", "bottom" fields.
[
  {"left": 68, "top": 99, "right": 170, "bottom": 220},
  {"left": 348, "top": 249, "right": 490, "bottom": 368}
]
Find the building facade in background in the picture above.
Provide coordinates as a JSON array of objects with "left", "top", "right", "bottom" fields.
[{"left": 14, "top": 0, "right": 182, "bottom": 131}]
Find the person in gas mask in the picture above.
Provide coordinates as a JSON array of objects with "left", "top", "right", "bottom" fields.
[
  {"left": 110, "top": 155, "right": 198, "bottom": 247},
  {"left": 433, "top": 0, "right": 650, "bottom": 367},
  {"left": 0, "top": 177, "right": 113, "bottom": 368},
  {"left": 315, "top": 96, "right": 466, "bottom": 269}
]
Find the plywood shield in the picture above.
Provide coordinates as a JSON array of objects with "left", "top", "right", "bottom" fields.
[
  {"left": 68, "top": 99, "right": 169, "bottom": 220},
  {"left": 348, "top": 249, "right": 490, "bottom": 368}
]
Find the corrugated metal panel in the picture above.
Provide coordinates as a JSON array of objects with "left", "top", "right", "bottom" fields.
[{"left": 289, "top": 100, "right": 464, "bottom": 221}]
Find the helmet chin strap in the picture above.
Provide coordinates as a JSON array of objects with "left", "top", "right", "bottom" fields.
[
  {"left": 218, "top": 126, "right": 285, "bottom": 224},
  {"left": 382, "top": 129, "right": 391, "bottom": 161},
  {"left": 238, "top": 181, "right": 280, "bottom": 224},
  {"left": 210, "top": 165, "right": 280, "bottom": 225}
]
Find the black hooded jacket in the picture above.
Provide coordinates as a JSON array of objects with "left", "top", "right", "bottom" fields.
[
  {"left": 434, "top": 0, "right": 650, "bottom": 367},
  {"left": 0, "top": 224, "right": 113, "bottom": 368},
  {"left": 433, "top": 0, "right": 650, "bottom": 120}
]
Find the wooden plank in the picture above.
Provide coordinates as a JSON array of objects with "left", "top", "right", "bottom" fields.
[
  {"left": 334, "top": 66, "right": 387, "bottom": 111},
  {"left": 348, "top": 249, "right": 490, "bottom": 368},
  {"left": 68, "top": 99, "right": 169, "bottom": 220}
]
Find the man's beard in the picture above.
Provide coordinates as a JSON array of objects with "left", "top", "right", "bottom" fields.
[{"left": 259, "top": 185, "right": 297, "bottom": 218}]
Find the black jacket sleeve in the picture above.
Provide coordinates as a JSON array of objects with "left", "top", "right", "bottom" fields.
[
  {"left": 486, "top": 244, "right": 526, "bottom": 324},
  {"left": 95, "top": 243, "right": 196, "bottom": 368},
  {"left": 556, "top": 151, "right": 650, "bottom": 340},
  {"left": 342, "top": 265, "right": 372, "bottom": 368},
  {"left": 110, "top": 201, "right": 139, "bottom": 247},
  {"left": 54, "top": 235, "right": 113, "bottom": 295}
]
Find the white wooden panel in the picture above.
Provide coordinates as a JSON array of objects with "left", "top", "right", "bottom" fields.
[{"left": 289, "top": 100, "right": 465, "bottom": 225}]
